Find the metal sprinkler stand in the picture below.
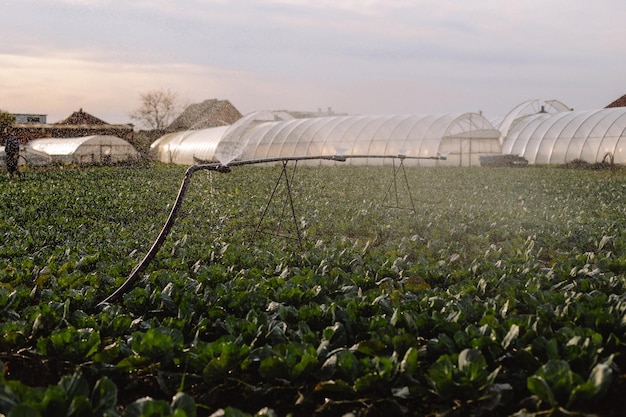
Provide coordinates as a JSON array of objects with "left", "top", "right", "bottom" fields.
[
  {"left": 95, "top": 155, "right": 346, "bottom": 308},
  {"left": 381, "top": 155, "right": 417, "bottom": 213},
  {"left": 252, "top": 159, "right": 305, "bottom": 250},
  {"left": 338, "top": 153, "right": 448, "bottom": 214},
  {"left": 95, "top": 153, "right": 446, "bottom": 308}
]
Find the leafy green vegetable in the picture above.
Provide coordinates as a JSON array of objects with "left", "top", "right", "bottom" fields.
[{"left": 1, "top": 164, "right": 626, "bottom": 415}]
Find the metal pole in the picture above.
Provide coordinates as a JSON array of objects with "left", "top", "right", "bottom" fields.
[{"left": 95, "top": 153, "right": 445, "bottom": 307}]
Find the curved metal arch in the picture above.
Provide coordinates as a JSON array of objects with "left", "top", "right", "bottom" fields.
[
  {"left": 407, "top": 114, "right": 449, "bottom": 160},
  {"left": 544, "top": 99, "right": 572, "bottom": 112},
  {"left": 613, "top": 122, "right": 626, "bottom": 164},
  {"left": 284, "top": 117, "right": 322, "bottom": 147},
  {"left": 391, "top": 115, "right": 430, "bottom": 163},
  {"left": 565, "top": 109, "right": 617, "bottom": 163},
  {"left": 151, "top": 132, "right": 180, "bottom": 163},
  {"left": 319, "top": 116, "right": 360, "bottom": 158},
  {"left": 306, "top": 116, "right": 350, "bottom": 160},
  {"left": 215, "top": 111, "right": 282, "bottom": 164},
  {"left": 425, "top": 114, "right": 456, "bottom": 138},
  {"left": 497, "top": 99, "right": 572, "bottom": 144},
  {"left": 552, "top": 111, "right": 595, "bottom": 164},
  {"left": 187, "top": 128, "right": 227, "bottom": 164},
  {"left": 247, "top": 121, "right": 285, "bottom": 159},
  {"left": 267, "top": 118, "right": 312, "bottom": 160},
  {"left": 381, "top": 114, "right": 416, "bottom": 158},
  {"left": 595, "top": 109, "right": 626, "bottom": 163},
  {"left": 532, "top": 112, "right": 572, "bottom": 164},
  {"left": 291, "top": 117, "right": 334, "bottom": 159},
  {"left": 444, "top": 112, "right": 491, "bottom": 137},
  {"left": 166, "top": 131, "right": 187, "bottom": 163},
  {"left": 514, "top": 114, "right": 553, "bottom": 163},
  {"left": 357, "top": 115, "right": 399, "bottom": 165},
  {"left": 338, "top": 115, "right": 380, "bottom": 163},
  {"left": 501, "top": 115, "right": 533, "bottom": 161}
]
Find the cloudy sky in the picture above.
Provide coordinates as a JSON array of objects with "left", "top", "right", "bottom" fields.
[{"left": 1, "top": 0, "right": 625, "bottom": 127}]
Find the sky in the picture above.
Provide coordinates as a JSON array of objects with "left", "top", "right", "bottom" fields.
[{"left": 1, "top": 0, "right": 625, "bottom": 128}]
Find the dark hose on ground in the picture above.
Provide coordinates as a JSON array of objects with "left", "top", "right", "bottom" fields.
[
  {"left": 95, "top": 163, "right": 229, "bottom": 308},
  {"left": 94, "top": 155, "right": 360, "bottom": 309}
]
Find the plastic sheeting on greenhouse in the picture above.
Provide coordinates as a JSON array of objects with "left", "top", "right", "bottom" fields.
[
  {"left": 501, "top": 108, "right": 626, "bottom": 165},
  {"left": 152, "top": 111, "right": 502, "bottom": 166},
  {"left": 150, "top": 126, "right": 230, "bottom": 165},
  {"left": 26, "top": 135, "right": 139, "bottom": 164},
  {"left": 491, "top": 99, "right": 572, "bottom": 144},
  {"left": 0, "top": 146, "right": 53, "bottom": 167},
  {"left": 226, "top": 112, "right": 501, "bottom": 166}
]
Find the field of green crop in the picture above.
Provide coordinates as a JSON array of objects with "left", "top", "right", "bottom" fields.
[{"left": 1, "top": 163, "right": 626, "bottom": 416}]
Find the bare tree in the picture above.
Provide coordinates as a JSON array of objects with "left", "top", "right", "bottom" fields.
[{"left": 129, "top": 89, "right": 180, "bottom": 130}]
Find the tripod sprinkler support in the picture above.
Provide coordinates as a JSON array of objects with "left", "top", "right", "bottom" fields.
[
  {"left": 95, "top": 156, "right": 347, "bottom": 308},
  {"left": 99, "top": 152, "right": 451, "bottom": 308}
]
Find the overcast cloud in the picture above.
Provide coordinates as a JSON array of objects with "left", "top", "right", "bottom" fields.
[{"left": 1, "top": 0, "right": 624, "bottom": 126}]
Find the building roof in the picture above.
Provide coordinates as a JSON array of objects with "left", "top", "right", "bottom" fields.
[
  {"left": 167, "top": 99, "right": 242, "bottom": 131},
  {"left": 55, "top": 108, "right": 108, "bottom": 125},
  {"left": 605, "top": 94, "right": 626, "bottom": 108}
]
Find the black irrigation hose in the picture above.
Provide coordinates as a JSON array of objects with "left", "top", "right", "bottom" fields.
[
  {"left": 94, "top": 156, "right": 343, "bottom": 308},
  {"left": 94, "top": 153, "right": 442, "bottom": 309},
  {"left": 95, "top": 163, "right": 229, "bottom": 308}
]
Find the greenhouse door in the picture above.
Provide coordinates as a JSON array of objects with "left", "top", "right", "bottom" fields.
[
  {"left": 439, "top": 137, "right": 470, "bottom": 166},
  {"left": 460, "top": 138, "right": 472, "bottom": 167},
  {"left": 101, "top": 146, "right": 112, "bottom": 164}
]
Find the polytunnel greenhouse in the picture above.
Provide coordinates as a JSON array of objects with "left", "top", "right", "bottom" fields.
[
  {"left": 501, "top": 107, "right": 626, "bottom": 165},
  {"left": 152, "top": 111, "right": 502, "bottom": 166},
  {"left": 491, "top": 99, "right": 572, "bottom": 144},
  {"left": 0, "top": 145, "right": 52, "bottom": 166},
  {"left": 26, "top": 135, "right": 139, "bottom": 165},
  {"left": 151, "top": 126, "right": 231, "bottom": 165}
]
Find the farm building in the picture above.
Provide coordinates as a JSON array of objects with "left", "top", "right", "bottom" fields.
[
  {"left": 501, "top": 107, "right": 626, "bottom": 165},
  {"left": 8, "top": 109, "right": 134, "bottom": 144},
  {"left": 151, "top": 111, "right": 503, "bottom": 166},
  {"left": 26, "top": 135, "right": 139, "bottom": 165},
  {"left": 167, "top": 99, "right": 242, "bottom": 131}
]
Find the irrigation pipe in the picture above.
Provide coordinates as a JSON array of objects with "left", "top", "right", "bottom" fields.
[
  {"left": 95, "top": 155, "right": 346, "bottom": 308},
  {"left": 95, "top": 163, "right": 228, "bottom": 307},
  {"left": 95, "top": 153, "right": 445, "bottom": 308}
]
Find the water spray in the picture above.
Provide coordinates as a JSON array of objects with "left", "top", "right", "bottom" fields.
[{"left": 95, "top": 153, "right": 445, "bottom": 308}]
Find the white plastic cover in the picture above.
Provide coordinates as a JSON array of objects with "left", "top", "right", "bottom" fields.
[
  {"left": 151, "top": 126, "right": 230, "bottom": 164},
  {"left": 155, "top": 112, "right": 502, "bottom": 166},
  {"left": 26, "top": 135, "right": 139, "bottom": 164},
  {"left": 491, "top": 99, "right": 572, "bottom": 144},
  {"left": 501, "top": 108, "right": 626, "bottom": 164}
]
